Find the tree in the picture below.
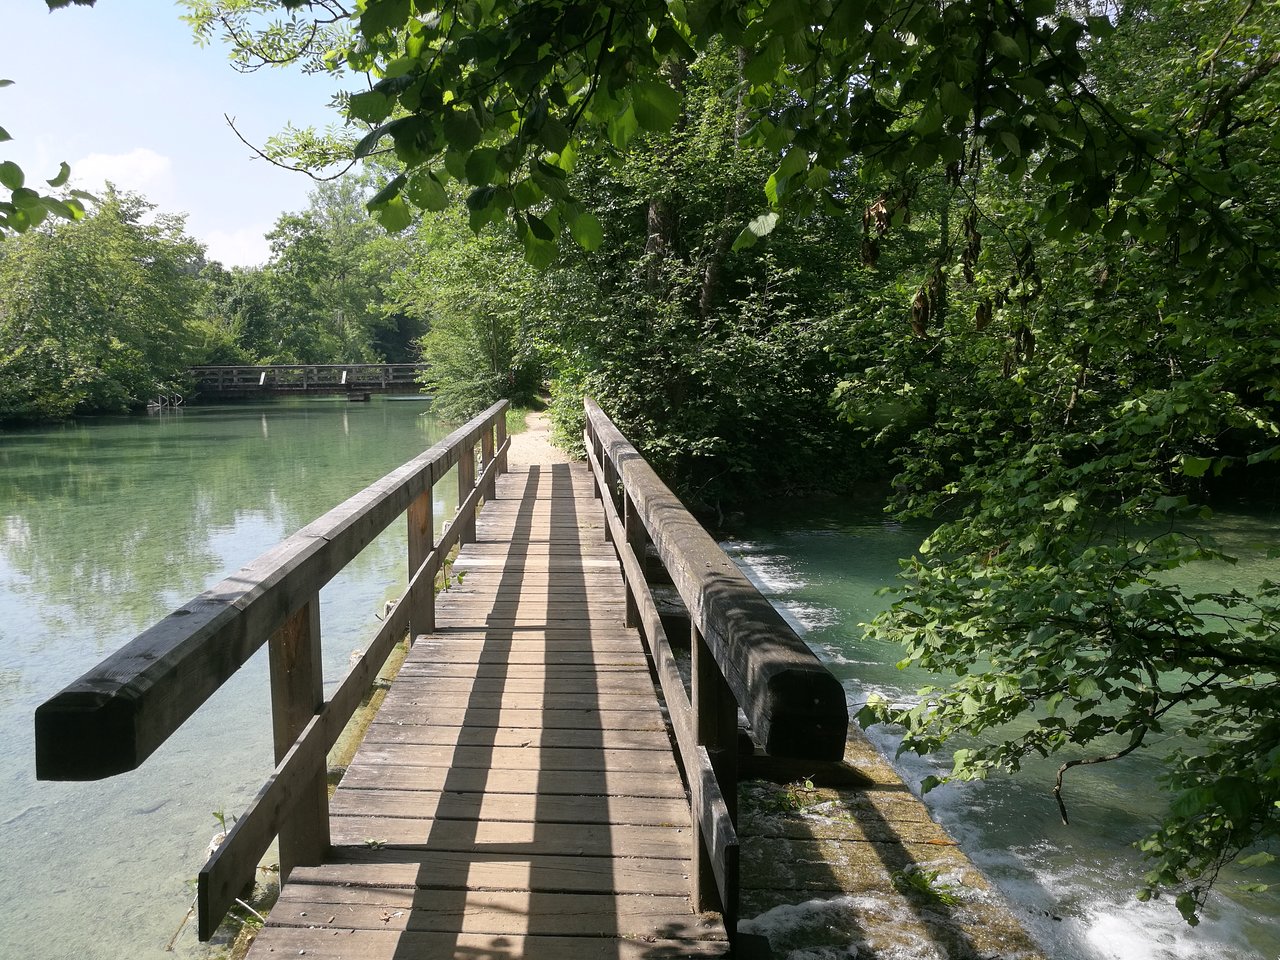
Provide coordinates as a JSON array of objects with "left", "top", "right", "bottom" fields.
[
  {"left": 834, "top": 0, "right": 1280, "bottom": 921},
  {"left": 0, "top": 188, "right": 204, "bottom": 418},
  {"left": 392, "top": 205, "right": 542, "bottom": 418},
  {"left": 530, "top": 48, "right": 878, "bottom": 508},
  {"left": 256, "top": 177, "right": 420, "bottom": 362}
]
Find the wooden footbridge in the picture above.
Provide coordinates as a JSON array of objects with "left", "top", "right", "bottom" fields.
[
  {"left": 190, "top": 363, "right": 428, "bottom": 399},
  {"left": 35, "top": 400, "right": 848, "bottom": 958}
]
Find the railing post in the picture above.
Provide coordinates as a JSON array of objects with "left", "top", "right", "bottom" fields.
[
  {"left": 623, "top": 491, "right": 644, "bottom": 628},
  {"left": 458, "top": 440, "right": 477, "bottom": 543},
  {"left": 481, "top": 420, "right": 496, "bottom": 499},
  {"left": 408, "top": 486, "right": 435, "bottom": 641},
  {"left": 691, "top": 624, "right": 739, "bottom": 927},
  {"left": 496, "top": 408, "right": 508, "bottom": 474},
  {"left": 268, "top": 597, "right": 329, "bottom": 880},
  {"left": 600, "top": 439, "right": 614, "bottom": 543}
]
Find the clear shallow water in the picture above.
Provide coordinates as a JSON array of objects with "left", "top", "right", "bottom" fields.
[
  {"left": 723, "top": 499, "right": 1280, "bottom": 960},
  {"left": 0, "top": 398, "right": 455, "bottom": 960}
]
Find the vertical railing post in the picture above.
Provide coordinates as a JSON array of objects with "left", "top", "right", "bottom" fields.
[
  {"left": 268, "top": 597, "right": 329, "bottom": 881},
  {"left": 458, "top": 439, "right": 477, "bottom": 543},
  {"left": 623, "top": 491, "right": 644, "bottom": 628},
  {"left": 691, "top": 624, "right": 739, "bottom": 926},
  {"left": 496, "top": 408, "right": 509, "bottom": 475},
  {"left": 601, "top": 440, "right": 616, "bottom": 544},
  {"left": 408, "top": 485, "right": 435, "bottom": 641},
  {"left": 481, "top": 419, "right": 496, "bottom": 499}
]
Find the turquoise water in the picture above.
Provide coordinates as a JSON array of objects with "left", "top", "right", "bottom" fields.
[
  {"left": 0, "top": 399, "right": 455, "bottom": 960},
  {"left": 724, "top": 499, "right": 1280, "bottom": 960}
]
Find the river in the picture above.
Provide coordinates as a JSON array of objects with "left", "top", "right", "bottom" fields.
[
  {"left": 723, "top": 498, "right": 1280, "bottom": 960},
  {"left": 0, "top": 398, "right": 456, "bottom": 960},
  {"left": 1, "top": 402, "right": 1276, "bottom": 960}
]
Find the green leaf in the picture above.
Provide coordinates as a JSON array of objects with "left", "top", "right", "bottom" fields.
[
  {"left": 366, "top": 173, "right": 407, "bottom": 209},
  {"left": 354, "top": 121, "right": 395, "bottom": 159},
  {"left": 374, "top": 195, "right": 413, "bottom": 232},
  {"left": 443, "top": 107, "right": 484, "bottom": 152},
  {"left": 361, "top": 0, "right": 412, "bottom": 36},
  {"left": 991, "top": 31, "right": 1022, "bottom": 60},
  {"left": 0, "top": 161, "right": 24, "bottom": 191},
  {"left": 46, "top": 162, "right": 70, "bottom": 189},
  {"left": 632, "top": 81, "right": 681, "bottom": 133},
  {"left": 569, "top": 210, "right": 603, "bottom": 251},
  {"left": 538, "top": 116, "right": 570, "bottom": 154},
  {"left": 0, "top": 79, "right": 13, "bottom": 88},
  {"left": 744, "top": 37, "right": 785, "bottom": 86},
  {"left": 1239, "top": 852, "right": 1276, "bottom": 869},
  {"left": 939, "top": 82, "right": 969, "bottom": 119},
  {"left": 464, "top": 147, "right": 498, "bottom": 185},
  {"left": 607, "top": 105, "right": 639, "bottom": 150},
  {"left": 1181, "top": 456, "right": 1213, "bottom": 478},
  {"left": 525, "top": 212, "right": 555, "bottom": 242},
  {"left": 913, "top": 102, "right": 943, "bottom": 136},
  {"left": 731, "top": 211, "right": 779, "bottom": 251},
  {"left": 349, "top": 90, "right": 393, "bottom": 124},
  {"left": 0, "top": 126, "right": 10, "bottom": 144},
  {"left": 405, "top": 170, "right": 449, "bottom": 211}
]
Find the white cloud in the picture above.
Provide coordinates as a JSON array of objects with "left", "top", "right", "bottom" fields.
[
  {"left": 204, "top": 226, "right": 273, "bottom": 269},
  {"left": 70, "top": 147, "right": 175, "bottom": 201}
]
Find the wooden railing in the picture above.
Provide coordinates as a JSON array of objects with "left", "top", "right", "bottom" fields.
[
  {"left": 583, "top": 397, "right": 849, "bottom": 935},
  {"left": 189, "top": 364, "right": 427, "bottom": 395},
  {"left": 34, "top": 401, "right": 510, "bottom": 941}
]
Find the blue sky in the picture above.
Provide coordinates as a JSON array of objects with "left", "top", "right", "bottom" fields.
[{"left": 3, "top": 2, "right": 352, "bottom": 266}]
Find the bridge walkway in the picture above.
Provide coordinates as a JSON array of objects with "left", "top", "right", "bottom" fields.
[{"left": 246, "top": 463, "right": 728, "bottom": 958}]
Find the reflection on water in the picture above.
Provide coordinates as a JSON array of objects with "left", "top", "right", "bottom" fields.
[
  {"left": 0, "top": 399, "right": 456, "bottom": 960},
  {"left": 724, "top": 498, "right": 1280, "bottom": 960}
]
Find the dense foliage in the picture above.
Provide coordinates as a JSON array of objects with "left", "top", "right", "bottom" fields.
[
  {"left": 392, "top": 208, "right": 543, "bottom": 418},
  {"left": 0, "top": 190, "right": 203, "bottom": 418}
]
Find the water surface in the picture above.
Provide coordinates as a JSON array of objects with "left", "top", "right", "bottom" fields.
[
  {"left": 724, "top": 498, "right": 1280, "bottom": 960},
  {"left": 0, "top": 398, "right": 455, "bottom": 960}
]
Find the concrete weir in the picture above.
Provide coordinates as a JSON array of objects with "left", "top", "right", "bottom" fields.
[{"left": 738, "top": 728, "right": 1046, "bottom": 960}]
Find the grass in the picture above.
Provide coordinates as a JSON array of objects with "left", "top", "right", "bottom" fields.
[{"left": 506, "top": 405, "right": 533, "bottom": 435}]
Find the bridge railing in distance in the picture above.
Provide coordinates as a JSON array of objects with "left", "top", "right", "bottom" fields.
[
  {"left": 34, "top": 400, "right": 510, "bottom": 941},
  {"left": 582, "top": 396, "right": 849, "bottom": 938},
  {"left": 188, "top": 364, "right": 426, "bottom": 392}
]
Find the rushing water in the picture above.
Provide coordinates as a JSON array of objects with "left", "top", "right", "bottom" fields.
[
  {"left": 723, "top": 498, "right": 1280, "bottom": 960},
  {"left": 0, "top": 398, "right": 457, "bottom": 960}
]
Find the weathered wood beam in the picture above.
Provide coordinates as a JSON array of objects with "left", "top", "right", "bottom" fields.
[
  {"left": 34, "top": 402, "right": 509, "bottom": 781},
  {"left": 584, "top": 398, "right": 847, "bottom": 761}
]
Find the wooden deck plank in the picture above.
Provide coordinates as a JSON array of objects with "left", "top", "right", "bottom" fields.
[
  {"left": 248, "top": 928, "right": 729, "bottom": 959},
  {"left": 338, "top": 765, "right": 689, "bottom": 798},
  {"left": 268, "top": 886, "right": 722, "bottom": 939},
  {"left": 286, "top": 853, "right": 692, "bottom": 896},
  {"left": 326, "top": 819, "right": 691, "bottom": 858},
  {"left": 329, "top": 788, "right": 691, "bottom": 825},
  {"left": 245, "top": 460, "right": 721, "bottom": 958},
  {"left": 349, "top": 743, "right": 681, "bottom": 775}
]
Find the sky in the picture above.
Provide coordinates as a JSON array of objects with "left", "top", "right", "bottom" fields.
[{"left": 3, "top": 1, "right": 352, "bottom": 267}]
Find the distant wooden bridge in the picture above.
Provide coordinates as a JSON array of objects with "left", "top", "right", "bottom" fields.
[
  {"left": 189, "top": 363, "right": 428, "bottom": 399},
  {"left": 35, "top": 400, "right": 847, "bottom": 957}
]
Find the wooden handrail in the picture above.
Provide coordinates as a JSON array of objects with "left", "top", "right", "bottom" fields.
[
  {"left": 583, "top": 397, "right": 848, "bottom": 757},
  {"left": 582, "top": 396, "right": 848, "bottom": 937},
  {"left": 34, "top": 400, "right": 510, "bottom": 939}
]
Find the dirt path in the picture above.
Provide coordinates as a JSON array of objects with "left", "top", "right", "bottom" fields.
[{"left": 506, "top": 409, "right": 575, "bottom": 466}]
